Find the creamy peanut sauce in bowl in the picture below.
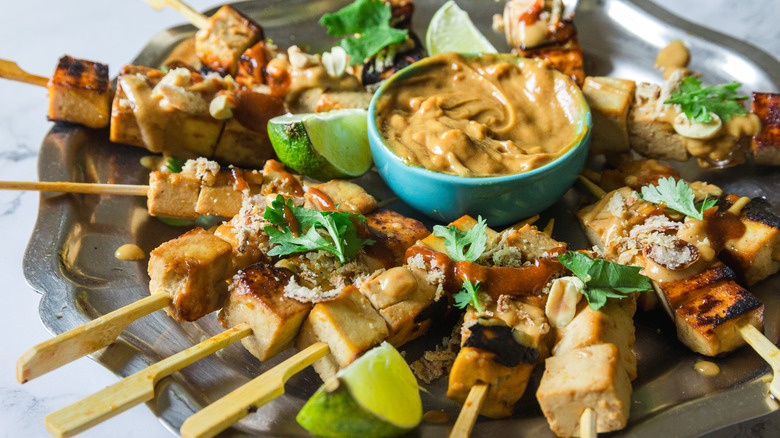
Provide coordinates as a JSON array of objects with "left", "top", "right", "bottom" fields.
[
  {"left": 375, "top": 52, "right": 583, "bottom": 177},
  {"left": 368, "top": 52, "right": 591, "bottom": 224}
]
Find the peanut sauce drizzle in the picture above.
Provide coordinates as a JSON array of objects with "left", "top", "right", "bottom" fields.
[
  {"left": 229, "top": 167, "right": 248, "bottom": 191},
  {"left": 308, "top": 187, "right": 337, "bottom": 211},
  {"left": 283, "top": 204, "right": 300, "bottom": 237},
  {"left": 266, "top": 160, "right": 304, "bottom": 196}
]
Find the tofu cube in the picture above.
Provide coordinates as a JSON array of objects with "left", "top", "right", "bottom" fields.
[
  {"left": 47, "top": 56, "right": 112, "bottom": 128},
  {"left": 723, "top": 199, "right": 780, "bottom": 285},
  {"left": 213, "top": 220, "right": 270, "bottom": 275},
  {"left": 304, "top": 180, "right": 377, "bottom": 214},
  {"left": 315, "top": 91, "right": 372, "bottom": 112},
  {"left": 220, "top": 264, "right": 311, "bottom": 361},
  {"left": 195, "top": 170, "right": 263, "bottom": 217},
  {"left": 750, "top": 92, "right": 780, "bottom": 165},
  {"left": 537, "top": 343, "right": 632, "bottom": 437},
  {"left": 295, "top": 286, "right": 389, "bottom": 381},
  {"left": 582, "top": 77, "right": 636, "bottom": 154},
  {"left": 628, "top": 100, "right": 690, "bottom": 162},
  {"left": 147, "top": 170, "right": 201, "bottom": 220},
  {"left": 148, "top": 228, "right": 233, "bottom": 321},
  {"left": 195, "top": 5, "right": 264, "bottom": 76},
  {"left": 365, "top": 209, "right": 429, "bottom": 266}
]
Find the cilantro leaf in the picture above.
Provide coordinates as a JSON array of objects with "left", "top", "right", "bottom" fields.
[
  {"left": 432, "top": 216, "right": 489, "bottom": 262},
  {"left": 319, "top": 0, "right": 409, "bottom": 65},
  {"left": 663, "top": 76, "right": 747, "bottom": 123},
  {"left": 263, "top": 195, "right": 373, "bottom": 263},
  {"left": 453, "top": 280, "right": 483, "bottom": 312},
  {"left": 558, "top": 251, "right": 652, "bottom": 310},
  {"left": 165, "top": 157, "right": 183, "bottom": 173},
  {"left": 639, "top": 177, "right": 717, "bottom": 220}
]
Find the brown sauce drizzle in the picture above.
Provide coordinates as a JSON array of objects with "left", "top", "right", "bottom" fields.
[
  {"left": 230, "top": 168, "right": 248, "bottom": 191},
  {"left": 266, "top": 160, "right": 304, "bottom": 196},
  {"left": 308, "top": 187, "right": 337, "bottom": 211},
  {"left": 704, "top": 208, "right": 746, "bottom": 253},
  {"left": 283, "top": 204, "right": 300, "bottom": 237}
]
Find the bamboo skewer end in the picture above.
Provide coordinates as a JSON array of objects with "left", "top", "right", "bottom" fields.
[
  {"left": 580, "top": 408, "right": 597, "bottom": 438},
  {"left": 577, "top": 175, "right": 607, "bottom": 199},
  {"left": 449, "top": 382, "right": 489, "bottom": 438},
  {"left": 0, "top": 59, "right": 49, "bottom": 87},
  {"left": 736, "top": 322, "right": 780, "bottom": 401}
]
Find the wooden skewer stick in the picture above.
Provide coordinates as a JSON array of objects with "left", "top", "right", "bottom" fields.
[
  {"left": 508, "top": 214, "right": 540, "bottom": 231},
  {"left": 0, "top": 181, "right": 148, "bottom": 196},
  {"left": 180, "top": 341, "right": 330, "bottom": 438},
  {"left": 577, "top": 175, "right": 607, "bottom": 199},
  {"left": 736, "top": 322, "right": 780, "bottom": 402},
  {"left": 0, "top": 59, "right": 49, "bottom": 87},
  {"left": 16, "top": 294, "right": 170, "bottom": 383},
  {"left": 580, "top": 408, "right": 597, "bottom": 438},
  {"left": 448, "top": 382, "right": 489, "bottom": 438},
  {"left": 142, "top": 0, "right": 209, "bottom": 30},
  {"left": 543, "top": 218, "right": 555, "bottom": 236},
  {"left": 45, "top": 323, "right": 252, "bottom": 438}
]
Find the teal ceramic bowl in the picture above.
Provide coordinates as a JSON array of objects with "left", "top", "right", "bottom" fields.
[{"left": 367, "top": 53, "right": 591, "bottom": 226}]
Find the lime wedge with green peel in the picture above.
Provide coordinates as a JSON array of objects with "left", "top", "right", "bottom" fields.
[
  {"left": 267, "top": 109, "right": 373, "bottom": 181},
  {"left": 296, "top": 342, "right": 422, "bottom": 437},
  {"left": 426, "top": 0, "right": 498, "bottom": 56}
]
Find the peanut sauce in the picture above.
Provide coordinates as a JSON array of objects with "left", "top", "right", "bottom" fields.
[
  {"left": 230, "top": 168, "right": 248, "bottom": 191},
  {"left": 376, "top": 53, "right": 583, "bottom": 177},
  {"left": 308, "top": 187, "right": 337, "bottom": 211},
  {"left": 114, "top": 244, "right": 145, "bottom": 261},
  {"left": 266, "top": 160, "right": 304, "bottom": 196},
  {"left": 283, "top": 204, "right": 300, "bottom": 237},
  {"left": 655, "top": 40, "right": 690, "bottom": 80},
  {"left": 694, "top": 360, "right": 720, "bottom": 376},
  {"left": 404, "top": 245, "right": 564, "bottom": 299}
]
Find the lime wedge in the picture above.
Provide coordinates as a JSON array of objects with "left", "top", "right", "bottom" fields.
[
  {"left": 296, "top": 342, "right": 422, "bottom": 437},
  {"left": 426, "top": 1, "right": 498, "bottom": 56},
  {"left": 267, "top": 109, "right": 372, "bottom": 181}
]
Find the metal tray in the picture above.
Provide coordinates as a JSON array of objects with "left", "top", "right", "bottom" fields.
[{"left": 24, "top": 0, "right": 780, "bottom": 436}]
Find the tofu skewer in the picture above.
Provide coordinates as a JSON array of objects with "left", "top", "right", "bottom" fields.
[{"left": 14, "top": 164, "right": 370, "bottom": 382}]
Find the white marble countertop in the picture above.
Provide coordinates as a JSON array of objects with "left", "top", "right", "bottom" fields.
[{"left": 0, "top": 1, "right": 777, "bottom": 437}]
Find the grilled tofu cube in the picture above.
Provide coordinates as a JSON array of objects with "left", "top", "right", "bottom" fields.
[
  {"left": 220, "top": 264, "right": 311, "bottom": 361},
  {"left": 537, "top": 343, "right": 632, "bottom": 437},
  {"left": 47, "top": 56, "right": 112, "bottom": 128},
  {"left": 750, "top": 92, "right": 780, "bottom": 165},
  {"left": 304, "top": 180, "right": 378, "bottom": 214},
  {"left": 553, "top": 299, "right": 637, "bottom": 379},
  {"left": 359, "top": 267, "right": 439, "bottom": 346},
  {"left": 524, "top": 46, "right": 585, "bottom": 87},
  {"left": 213, "top": 219, "right": 270, "bottom": 274},
  {"left": 501, "top": 224, "right": 567, "bottom": 261},
  {"left": 628, "top": 98, "right": 689, "bottom": 162},
  {"left": 315, "top": 91, "right": 373, "bottom": 112},
  {"left": 195, "top": 169, "right": 264, "bottom": 217},
  {"left": 295, "top": 286, "right": 389, "bottom": 381},
  {"left": 195, "top": 5, "right": 264, "bottom": 76},
  {"left": 147, "top": 170, "right": 201, "bottom": 220},
  {"left": 674, "top": 280, "right": 763, "bottom": 356},
  {"left": 365, "top": 209, "right": 429, "bottom": 265},
  {"left": 582, "top": 77, "right": 636, "bottom": 154},
  {"left": 236, "top": 41, "right": 270, "bottom": 88},
  {"left": 720, "top": 198, "right": 780, "bottom": 286},
  {"left": 656, "top": 262, "right": 734, "bottom": 309},
  {"left": 148, "top": 228, "right": 233, "bottom": 321},
  {"left": 261, "top": 159, "right": 304, "bottom": 196}
]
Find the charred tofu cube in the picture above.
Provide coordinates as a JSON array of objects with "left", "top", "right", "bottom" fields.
[
  {"left": 213, "top": 219, "right": 270, "bottom": 274},
  {"left": 236, "top": 41, "right": 270, "bottom": 88},
  {"left": 195, "top": 5, "right": 264, "bottom": 76},
  {"left": 47, "top": 56, "right": 112, "bottom": 129},
  {"left": 365, "top": 209, "right": 429, "bottom": 265},
  {"left": 722, "top": 198, "right": 780, "bottom": 285},
  {"left": 219, "top": 264, "right": 311, "bottom": 360},
  {"left": 262, "top": 159, "right": 304, "bottom": 196},
  {"left": 304, "top": 180, "right": 378, "bottom": 214},
  {"left": 537, "top": 343, "right": 632, "bottom": 437},
  {"left": 750, "top": 92, "right": 780, "bottom": 165},
  {"left": 525, "top": 46, "right": 585, "bottom": 87},
  {"left": 359, "top": 267, "right": 439, "bottom": 346},
  {"left": 674, "top": 280, "right": 763, "bottom": 356},
  {"left": 502, "top": 224, "right": 567, "bottom": 261},
  {"left": 195, "top": 170, "right": 263, "bottom": 217},
  {"left": 212, "top": 91, "right": 284, "bottom": 168},
  {"left": 295, "top": 286, "right": 389, "bottom": 381},
  {"left": 147, "top": 170, "right": 201, "bottom": 220},
  {"left": 148, "top": 228, "right": 233, "bottom": 321},
  {"left": 582, "top": 77, "right": 636, "bottom": 154}
]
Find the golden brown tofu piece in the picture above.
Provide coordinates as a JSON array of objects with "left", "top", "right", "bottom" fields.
[
  {"left": 304, "top": 180, "right": 377, "bottom": 214},
  {"left": 262, "top": 159, "right": 304, "bottom": 196},
  {"left": 750, "top": 92, "right": 780, "bottom": 165},
  {"left": 501, "top": 224, "right": 567, "bottom": 261},
  {"left": 674, "top": 280, "right": 763, "bottom": 356},
  {"left": 213, "top": 219, "right": 270, "bottom": 274},
  {"left": 537, "top": 343, "right": 632, "bottom": 437},
  {"left": 219, "top": 264, "right": 311, "bottom": 361},
  {"left": 147, "top": 171, "right": 201, "bottom": 220},
  {"left": 524, "top": 46, "right": 585, "bottom": 87},
  {"left": 195, "top": 5, "right": 264, "bottom": 76},
  {"left": 236, "top": 41, "right": 270, "bottom": 88},
  {"left": 47, "top": 56, "right": 112, "bottom": 128},
  {"left": 295, "top": 286, "right": 389, "bottom": 381},
  {"left": 628, "top": 99, "right": 690, "bottom": 162},
  {"left": 359, "top": 267, "right": 439, "bottom": 346},
  {"left": 365, "top": 209, "right": 429, "bottom": 265},
  {"left": 148, "top": 228, "right": 233, "bottom": 321},
  {"left": 656, "top": 262, "right": 734, "bottom": 309},
  {"left": 195, "top": 170, "right": 263, "bottom": 217},
  {"left": 722, "top": 199, "right": 780, "bottom": 285},
  {"left": 315, "top": 91, "right": 372, "bottom": 112},
  {"left": 582, "top": 77, "right": 636, "bottom": 154}
]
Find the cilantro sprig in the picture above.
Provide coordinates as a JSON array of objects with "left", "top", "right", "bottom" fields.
[
  {"left": 432, "top": 216, "right": 489, "bottom": 262},
  {"left": 558, "top": 251, "right": 652, "bottom": 310},
  {"left": 165, "top": 157, "right": 183, "bottom": 173},
  {"left": 320, "top": 0, "right": 409, "bottom": 65},
  {"left": 663, "top": 76, "right": 748, "bottom": 123},
  {"left": 639, "top": 177, "right": 717, "bottom": 221},
  {"left": 263, "top": 195, "right": 374, "bottom": 263},
  {"left": 453, "top": 280, "right": 483, "bottom": 312}
]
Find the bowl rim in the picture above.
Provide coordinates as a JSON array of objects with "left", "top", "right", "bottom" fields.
[{"left": 367, "top": 52, "right": 592, "bottom": 185}]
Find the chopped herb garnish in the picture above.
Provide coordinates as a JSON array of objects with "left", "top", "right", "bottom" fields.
[
  {"left": 639, "top": 177, "right": 717, "bottom": 220},
  {"left": 432, "top": 216, "right": 488, "bottom": 262},
  {"left": 454, "top": 280, "right": 483, "bottom": 312},
  {"left": 320, "top": 0, "right": 409, "bottom": 65},
  {"left": 263, "top": 195, "right": 374, "bottom": 263},
  {"left": 165, "top": 157, "right": 184, "bottom": 173},
  {"left": 663, "top": 76, "right": 748, "bottom": 123},
  {"left": 558, "top": 251, "right": 652, "bottom": 310},
  {"left": 160, "top": 66, "right": 170, "bottom": 74}
]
